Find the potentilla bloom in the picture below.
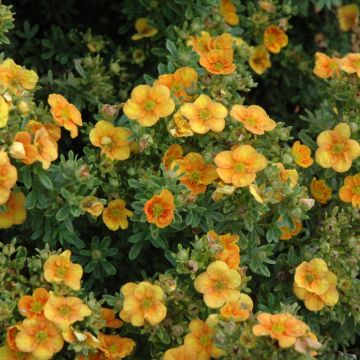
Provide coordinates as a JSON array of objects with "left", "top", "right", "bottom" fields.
[
  {"left": 100, "top": 308, "right": 123, "bottom": 328},
  {"left": 0, "top": 95, "right": 9, "bottom": 128},
  {"left": 163, "top": 345, "right": 197, "bottom": 360},
  {"left": 219, "top": 0, "right": 239, "bottom": 26},
  {"left": 199, "top": 49, "right": 236, "bottom": 75},
  {"left": 310, "top": 178, "right": 332, "bottom": 204},
  {"left": 263, "top": 26, "right": 288, "bottom": 54},
  {"left": 294, "top": 332, "right": 322, "bottom": 357},
  {"left": 102, "top": 199, "right": 133, "bottom": 230},
  {"left": 44, "top": 293, "right": 91, "bottom": 331},
  {"left": 291, "top": 141, "right": 314, "bottom": 168},
  {"left": 172, "top": 152, "right": 218, "bottom": 195},
  {"left": 188, "top": 31, "right": 212, "bottom": 56},
  {"left": 34, "top": 127, "right": 58, "bottom": 170},
  {"left": 155, "top": 67, "right": 198, "bottom": 101},
  {"left": 80, "top": 196, "right": 104, "bottom": 217},
  {"left": 184, "top": 319, "right": 225, "bottom": 359},
  {"left": 0, "top": 345, "right": 35, "bottom": 360},
  {"left": 89, "top": 120, "right": 131, "bottom": 161},
  {"left": 252, "top": 313, "right": 309, "bottom": 348},
  {"left": 230, "top": 104, "right": 276, "bottom": 135},
  {"left": 339, "top": 53, "right": 360, "bottom": 78},
  {"left": 258, "top": 1, "right": 276, "bottom": 13},
  {"left": 26, "top": 121, "right": 61, "bottom": 143},
  {"left": 179, "top": 94, "right": 227, "bottom": 134},
  {"left": 123, "top": 84, "right": 175, "bottom": 127},
  {"left": 10, "top": 131, "right": 38, "bottom": 165},
  {"left": 162, "top": 144, "right": 184, "bottom": 171},
  {"left": 43, "top": 250, "right": 83, "bottom": 290},
  {"left": 249, "top": 46, "right": 271, "bottom": 75},
  {"left": 120, "top": 281, "right": 167, "bottom": 326},
  {"left": 98, "top": 333, "right": 135, "bottom": 359},
  {"left": 144, "top": 189, "right": 175, "bottom": 228},
  {"left": 313, "top": 52, "right": 340, "bottom": 79},
  {"left": 15, "top": 319, "right": 64, "bottom": 360},
  {"left": 339, "top": 173, "right": 360, "bottom": 207},
  {"left": 48, "top": 94, "right": 82, "bottom": 138},
  {"left": 337, "top": 4, "right": 359, "bottom": 32},
  {"left": 215, "top": 145, "right": 267, "bottom": 187},
  {"left": 18, "top": 288, "right": 49, "bottom": 320},
  {"left": 0, "top": 150, "right": 17, "bottom": 205},
  {"left": 315, "top": 123, "right": 360, "bottom": 172},
  {"left": 194, "top": 260, "right": 241, "bottom": 308},
  {"left": 6, "top": 324, "right": 22, "bottom": 352},
  {"left": 131, "top": 18, "right": 158, "bottom": 40},
  {"left": 276, "top": 217, "right": 302, "bottom": 240},
  {"left": 0, "top": 191, "right": 27, "bottom": 229},
  {"left": 276, "top": 163, "right": 298, "bottom": 188},
  {"left": 220, "top": 292, "right": 253, "bottom": 321},
  {"left": 169, "top": 111, "right": 194, "bottom": 138},
  {"left": 208, "top": 33, "right": 233, "bottom": 51},
  {"left": 0, "top": 58, "right": 38, "bottom": 94}
]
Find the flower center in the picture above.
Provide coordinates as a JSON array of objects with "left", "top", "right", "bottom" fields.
[
  {"left": 214, "top": 62, "right": 223, "bottom": 70},
  {"left": 144, "top": 100, "right": 155, "bottom": 111},
  {"left": 199, "top": 109, "right": 210, "bottom": 121},
  {"left": 59, "top": 305, "right": 71, "bottom": 317},
  {"left": 143, "top": 298, "right": 153, "bottom": 309},
  {"left": 306, "top": 273, "right": 315, "bottom": 283},
  {"left": 353, "top": 185, "right": 360, "bottom": 195},
  {"left": 56, "top": 265, "right": 68, "bottom": 278},
  {"left": 189, "top": 171, "right": 200, "bottom": 182},
  {"left": 101, "top": 136, "right": 112, "bottom": 146},
  {"left": 108, "top": 344, "right": 118, "bottom": 353},
  {"left": 31, "top": 301, "right": 43, "bottom": 313},
  {"left": 234, "top": 162, "right": 246, "bottom": 173},
  {"left": 200, "top": 335, "right": 210, "bottom": 346},
  {"left": 332, "top": 143, "right": 344, "bottom": 154},
  {"left": 271, "top": 323, "right": 284, "bottom": 334},
  {"left": 246, "top": 117, "right": 257, "bottom": 126},
  {"left": 214, "top": 280, "right": 225, "bottom": 291},
  {"left": 152, "top": 203, "right": 164, "bottom": 218},
  {"left": 35, "top": 331, "right": 48, "bottom": 343}
]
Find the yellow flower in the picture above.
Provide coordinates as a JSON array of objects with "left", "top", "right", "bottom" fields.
[
  {"left": 131, "top": 18, "right": 158, "bottom": 40},
  {"left": 0, "top": 191, "right": 27, "bottom": 229},
  {"left": 163, "top": 345, "right": 197, "bottom": 360},
  {"left": 339, "top": 53, "right": 360, "bottom": 78},
  {"left": 43, "top": 250, "right": 83, "bottom": 290},
  {"left": 339, "top": 173, "right": 360, "bottom": 207},
  {"left": 315, "top": 123, "right": 360, "bottom": 172},
  {"left": 0, "top": 150, "right": 18, "bottom": 205},
  {"left": 0, "top": 95, "right": 9, "bottom": 128},
  {"left": 263, "top": 26, "right": 288, "bottom": 54},
  {"left": 102, "top": 199, "right": 133, "bottom": 231},
  {"left": 194, "top": 260, "right": 241, "bottom": 308},
  {"left": 80, "top": 196, "right": 104, "bottom": 217},
  {"left": 98, "top": 333, "right": 135, "bottom": 359},
  {"left": 276, "top": 217, "right": 302, "bottom": 240},
  {"left": 89, "top": 120, "right": 131, "bottom": 161},
  {"left": 33, "top": 127, "right": 58, "bottom": 170},
  {"left": 120, "top": 281, "right": 167, "bottom": 326},
  {"left": 220, "top": 292, "right": 253, "bottom": 321},
  {"left": 10, "top": 131, "right": 38, "bottom": 165},
  {"left": 162, "top": 144, "right": 184, "bottom": 171},
  {"left": 249, "top": 46, "right": 271, "bottom": 75},
  {"left": 337, "top": 4, "right": 359, "bottom": 32},
  {"left": 220, "top": 0, "right": 239, "bottom": 26},
  {"left": 123, "top": 84, "right": 175, "bottom": 127},
  {"left": 291, "top": 141, "right": 313, "bottom": 168},
  {"left": 169, "top": 111, "right": 194, "bottom": 138},
  {"left": 310, "top": 178, "right": 331, "bottom": 204},
  {"left": 313, "top": 52, "right": 340, "bottom": 79}
]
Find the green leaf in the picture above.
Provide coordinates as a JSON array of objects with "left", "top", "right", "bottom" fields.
[
  {"left": 36, "top": 169, "right": 53, "bottom": 190},
  {"left": 129, "top": 242, "right": 143, "bottom": 260}
]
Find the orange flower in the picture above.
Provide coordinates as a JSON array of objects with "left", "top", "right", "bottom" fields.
[
  {"left": 120, "top": 281, "right": 167, "bottom": 326},
  {"left": 98, "top": 333, "right": 135, "bottom": 359},
  {"left": 102, "top": 199, "right": 133, "bottom": 231},
  {"left": 48, "top": 94, "right": 82, "bottom": 138},
  {"left": 180, "top": 94, "right": 227, "bottom": 134},
  {"left": 26, "top": 121, "right": 61, "bottom": 143},
  {"left": 276, "top": 163, "right": 298, "bottom": 187},
  {"left": 144, "top": 189, "right": 175, "bottom": 228},
  {"left": 169, "top": 111, "right": 194, "bottom": 138},
  {"left": 310, "top": 178, "right": 332, "bottom": 204},
  {"left": 44, "top": 293, "right": 91, "bottom": 331},
  {"left": 264, "top": 26, "right": 288, "bottom": 54},
  {"left": 188, "top": 31, "right": 212, "bottom": 56},
  {"left": 9, "top": 132, "right": 38, "bottom": 165},
  {"left": 220, "top": 292, "right": 253, "bottom": 321},
  {"left": 80, "top": 196, "right": 104, "bottom": 217},
  {"left": 100, "top": 308, "right": 123, "bottom": 328},
  {"left": 163, "top": 345, "right": 197, "bottom": 360},
  {"left": 18, "top": 288, "right": 49, "bottom": 320},
  {"left": 43, "top": 250, "right": 83, "bottom": 290},
  {"left": 194, "top": 260, "right": 241, "bottom": 308},
  {"left": 220, "top": 0, "right": 239, "bottom": 26},
  {"left": 207, "top": 33, "right": 233, "bottom": 51},
  {"left": 0, "top": 150, "right": 17, "bottom": 205},
  {"left": 172, "top": 152, "right": 218, "bottom": 195},
  {"left": 291, "top": 141, "right": 313, "bottom": 168},
  {"left": 252, "top": 313, "right": 309, "bottom": 348},
  {"left": 184, "top": 319, "right": 225, "bottom": 359},
  {"left": 0, "top": 59, "right": 38, "bottom": 94},
  {"left": 339, "top": 173, "right": 360, "bottom": 207},
  {"left": 315, "top": 123, "right": 360, "bottom": 172},
  {"left": 162, "top": 144, "right": 184, "bottom": 171},
  {"left": 123, "top": 84, "right": 175, "bottom": 127},
  {"left": 199, "top": 49, "right": 236, "bottom": 75},
  {"left": 131, "top": 18, "right": 158, "bottom": 40},
  {"left": 33, "top": 127, "right": 58, "bottom": 170},
  {"left": 339, "top": 53, "right": 360, "bottom": 78},
  {"left": 258, "top": 1, "right": 276, "bottom": 13},
  {"left": 215, "top": 145, "right": 267, "bottom": 188},
  {"left": 249, "top": 46, "right": 271, "bottom": 75},
  {"left": 89, "top": 120, "right": 131, "bottom": 161},
  {"left": 7, "top": 324, "right": 22, "bottom": 352},
  {"left": 230, "top": 104, "right": 276, "bottom": 135},
  {"left": 0, "top": 191, "right": 26, "bottom": 229},
  {"left": 15, "top": 319, "right": 64, "bottom": 360},
  {"left": 0, "top": 345, "right": 35, "bottom": 360},
  {"left": 313, "top": 52, "right": 340, "bottom": 79},
  {"left": 0, "top": 95, "right": 9, "bottom": 128},
  {"left": 276, "top": 217, "right": 302, "bottom": 240},
  {"left": 155, "top": 67, "right": 198, "bottom": 101},
  {"left": 337, "top": 4, "right": 359, "bottom": 32}
]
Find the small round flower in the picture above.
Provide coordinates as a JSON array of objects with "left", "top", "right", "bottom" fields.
[
  {"left": 33, "top": 127, "right": 58, "bottom": 170},
  {"left": 169, "top": 111, "right": 194, "bottom": 138},
  {"left": 18, "top": 288, "right": 49, "bottom": 320},
  {"left": 100, "top": 308, "right": 123, "bottom": 328},
  {"left": 131, "top": 18, "right": 158, "bottom": 41},
  {"left": 9, "top": 131, "right": 38, "bottom": 165},
  {"left": 263, "top": 26, "right": 288, "bottom": 54},
  {"left": 43, "top": 250, "right": 83, "bottom": 290},
  {"left": 339, "top": 53, "right": 360, "bottom": 78},
  {"left": 199, "top": 49, "right": 236, "bottom": 75},
  {"left": 215, "top": 145, "right": 267, "bottom": 188},
  {"left": 0, "top": 150, "right": 17, "bottom": 205},
  {"left": 80, "top": 196, "right": 104, "bottom": 217},
  {"left": 98, "top": 333, "right": 135, "bottom": 359},
  {"left": 291, "top": 141, "right": 313, "bottom": 168},
  {"left": 230, "top": 104, "right": 276, "bottom": 135},
  {"left": 276, "top": 217, "right": 302, "bottom": 240},
  {"left": 310, "top": 178, "right": 332, "bottom": 204},
  {"left": 144, "top": 189, "right": 175, "bottom": 228},
  {"left": 123, "top": 84, "right": 175, "bottom": 127},
  {"left": 220, "top": 292, "right": 253, "bottom": 321},
  {"left": 180, "top": 94, "right": 227, "bottom": 134},
  {"left": 313, "top": 52, "right": 340, "bottom": 79},
  {"left": 249, "top": 46, "right": 271, "bottom": 75},
  {"left": 219, "top": 0, "right": 239, "bottom": 26},
  {"left": 194, "top": 260, "right": 241, "bottom": 308},
  {"left": 102, "top": 199, "right": 133, "bottom": 231},
  {"left": 162, "top": 144, "right": 184, "bottom": 171},
  {"left": 0, "top": 191, "right": 27, "bottom": 229},
  {"left": 339, "top": 173, "right": 360, "bottom": 207},
  {"left": 89, "top": 120, "right": 131, "bottom": 161},
  {"left": 337, "top": 4, "right": 359, "bottom": 32},
  {"left": 163, "top": 345, "right": 196, "bottom": 360}
]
